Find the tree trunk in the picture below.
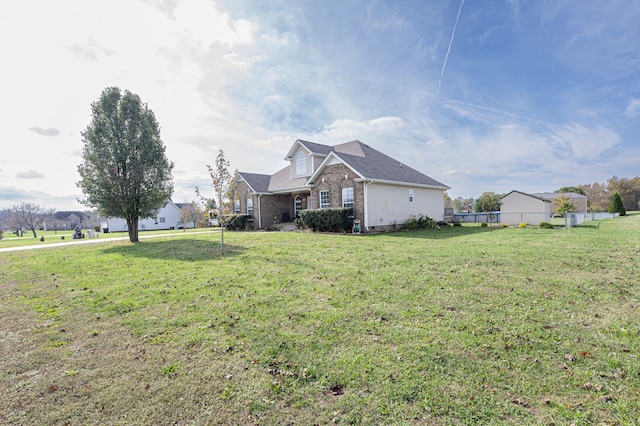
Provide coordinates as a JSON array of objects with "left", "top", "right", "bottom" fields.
[{"left": 127, "top": 217, "right": 139, "bottom": 242}]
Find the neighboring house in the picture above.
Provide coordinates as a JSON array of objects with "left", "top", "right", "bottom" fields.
[
  {"left": 531, "top": 192, "right": 588, "bottom": 215},
  {"left": 102, "top": 200, "right": 184, "bottom": 232},
  {"left": 500, "top": 190, "right": 552, "bottom": 225},
  {"left": 45, "top": 211, "right": 96, "bottom": 231},
  {"left": 175, "top": 203, "right": 199, "bottom": 229},
  {"left": 235, "top": 139, "right": 449, "bottom": 232}
]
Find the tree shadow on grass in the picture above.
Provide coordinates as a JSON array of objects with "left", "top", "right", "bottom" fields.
[
  {"left": 370, "top": 224, "right": 507, "bottom": 240},
  {"left": 101, "top": 238, "right": 246, "bottom": 261}
]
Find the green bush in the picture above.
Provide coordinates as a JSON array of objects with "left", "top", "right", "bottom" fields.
[
  {"left": 608, "top": 192, "right": 626, "bottom": 216},
  {"left": 296, "top": 208, "right": 353, "bottom": 232},
  {"left": 539, "top": 222, "right": 554, "bottom": 229},
  {"left": 224, "top": 214, "right": 251, "bottom": 230},
  {"left": 480, "top": 222, "right": 488, "bottom": 227},
  {"left": 402, "top": 214, "right": 436, "bottom": 230}
]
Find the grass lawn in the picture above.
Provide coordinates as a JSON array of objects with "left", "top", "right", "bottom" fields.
[{"left": 1, "top": 215, "right": 638, "bottom": 424}]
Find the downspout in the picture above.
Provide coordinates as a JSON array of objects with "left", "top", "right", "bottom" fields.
[
  {"left": 363, "top": 179, "right": 373, "bottom": 231},
  {"left": 257, "top": 194, "right": 262, "bottom": 229}
]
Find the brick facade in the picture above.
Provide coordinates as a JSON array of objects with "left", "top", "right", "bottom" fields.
[
  {"left": 235, "top": 181, "right": 308, "bottom": 229},
  {"left": 309, "top": 163, "right": 364, "bottom": 226}
]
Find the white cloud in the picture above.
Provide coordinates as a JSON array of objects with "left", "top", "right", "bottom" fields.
[
  {"left": 1, "top": 1, "right": 639, "bottom": 209},
  {"left": 625, "top": 98, "right": 640, "bottom": 118},
  {"left": 549, "top": 123, "right": 621, "bottom": 161},
  {"left": 29, "top": 127, "right": 60, "bottom": 137},
  {"left": 16, "top": 170, "right": 45, "bottom": 180}
]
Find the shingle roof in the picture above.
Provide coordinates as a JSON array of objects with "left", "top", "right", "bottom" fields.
[
  {"left": 237, "top": 172, "right": 272, "bottom": 193},
  {"left": 243, "top": 139, "right": 449, "bottom": 193},
  {"left": 329, "top": 140, "right": 449, "bottom": 188},
  {"left": 54, "top": 211, "right": 89, "bottom": 220},
  {"left": 501, "top": 190, "right": 551, "bottom": 202},
  {"left": 297, "top": 140, "right": 334, "bottom": 156},
  {"left": 532, "top": 192, "right": 587, "bottom": 200}
]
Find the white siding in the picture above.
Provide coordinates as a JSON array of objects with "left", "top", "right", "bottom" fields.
[
  {"left": 365, "top": 183, "right": 445, "bottom": 228},
  {"left": 501, "top": 192, "right": 551, "bottom": 225},
  {"left": 105, "top": 201, "right": 182, "bottom": 232}
]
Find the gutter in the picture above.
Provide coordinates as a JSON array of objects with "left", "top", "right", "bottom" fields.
[
  {"left": 257, "top": 194, "right": 262, "bottom": 229},
  {"left": 354, "top": 178, "right": 449, "bottom": 190},
  {"left": 363, "top": 179, "right": 373, "bottom": 231}
]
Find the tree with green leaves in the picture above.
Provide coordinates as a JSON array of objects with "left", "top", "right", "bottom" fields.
[
  {"left": 5, "top": 202, "right": 54, "bottom": 238},
  {"left": 607, "top": 176, "right": 639, "bottom": 212},
  {"left": 474, "top": 192, "right": 502, "bottom": 213},
  {"left": 77, "top": 87, "right": 174, "bottom": 242},
  {"left": 608, "top": 192, "right": 626, "bottom": 216},
  {"left": 553, "top": 194, "right": 576, "bottom": 217},
  {"left": 555, "top": 186, "right": 586, "bottom": 196}
]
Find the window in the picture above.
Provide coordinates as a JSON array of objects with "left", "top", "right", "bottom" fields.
[
  {"left": 159, "top": 217, "right": 166, "bottom": 223},
  {"left": 234, "top": 200, "right": 240, "bottom": 214},
  {"left": 246, "top": 198, "right": 253, "bottom": 216},
  {"left": 296, "top": 151, "right": 307, "bottom": 175},
  {"left": 409, "top": 189, "right": 414, "bottom": 203},
  {"left": 342, "top": 187, "right": 354, "bottom": 208},
  {"left": 319, "top": 190, "right": 330, "bottom": 209}
]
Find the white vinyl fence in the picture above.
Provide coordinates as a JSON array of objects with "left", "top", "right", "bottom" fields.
[{"left": 565, "top": 212, "right": 618, "bottom": 227}]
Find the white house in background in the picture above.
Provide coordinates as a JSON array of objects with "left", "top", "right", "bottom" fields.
[
  {"left": 500, "top": 190, "right": 552, "bottom": 225},
  {"left": 102, "top": 200, "right": 185, "bottom": 232}
]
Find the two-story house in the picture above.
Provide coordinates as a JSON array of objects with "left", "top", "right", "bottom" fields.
[{"left": 235, "top": 139, "right": 449, "bottom": 232}]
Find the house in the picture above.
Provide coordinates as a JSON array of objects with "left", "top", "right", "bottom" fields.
[
  {"left": 531, "top": 192, "right": 588, "bottom": 215},
  {"left": 500, "top": 190, "right": 552, "bottom": 225},
  {"left": 175, "top": 203, "right": 199, "bottom": 228},
  {"left": 45, "top": 211, "right": 97, "bottom": 231},
  {"left": 102, "top": 200, "right": 186, "bottom": 232},
  {"left": 235, "top": 139, "right": 449, "bottom": 232}
]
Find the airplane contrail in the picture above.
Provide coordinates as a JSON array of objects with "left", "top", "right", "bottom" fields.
[{"left": 436, "top": 0, "right": 464, "bottom": 98}]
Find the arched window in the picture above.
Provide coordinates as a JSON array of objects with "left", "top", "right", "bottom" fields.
[{"left": 296, "top": 151, "right": 307, "bottom": 175}]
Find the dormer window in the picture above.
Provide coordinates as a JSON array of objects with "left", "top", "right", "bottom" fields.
[{"left": 296, "top": 151, "right": 307, "bottom": 175}]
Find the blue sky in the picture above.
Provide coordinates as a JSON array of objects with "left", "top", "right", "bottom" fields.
[{"left": 1, "top": 0, "right": 638, "bottom": 210}]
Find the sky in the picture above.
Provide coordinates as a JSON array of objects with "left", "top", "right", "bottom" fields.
[{"left": 1, "top": 0, "right": 639, "bottom": 211}]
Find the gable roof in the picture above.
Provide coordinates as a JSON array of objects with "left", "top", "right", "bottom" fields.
[
  {"left": 175, "top": 202, "right": 197, "bottom": 211},
  {"left": 237, "top": 172, "right": 272, "bottom": 193},
  {"left": 53, "top": 211, "right": 90, "bottom": 220},
  {"left": 284, "top": 139, "right": 333, "bottom": 160},
  {"left": 532, "top": 192, "right": 587, "bottom": 201},
  {"left": 309, "top": 140, "right": 449, "bottom": 189},
  {"left": 501, "top": 190, "right": 551, "bottom": 203},
  {"left": 241, "top": 139, "right": 449, "bottom": 193}
]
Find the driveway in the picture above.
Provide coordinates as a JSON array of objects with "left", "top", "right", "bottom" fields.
[{"left": 0, "top": 230, "right": 219, "bottom": 253}]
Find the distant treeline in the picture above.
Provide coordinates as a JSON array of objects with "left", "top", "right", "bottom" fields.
[{"left": 558, "top": 176, "right": 640, "bottom": 212}]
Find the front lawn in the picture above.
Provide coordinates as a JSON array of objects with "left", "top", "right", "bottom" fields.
[{"left": 1, "top": 214, "right": 638, "bottom": 424}]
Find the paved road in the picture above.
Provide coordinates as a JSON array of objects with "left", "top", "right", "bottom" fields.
[{"left": 0, "top": 230, "right": 219, "bottom": 253}]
